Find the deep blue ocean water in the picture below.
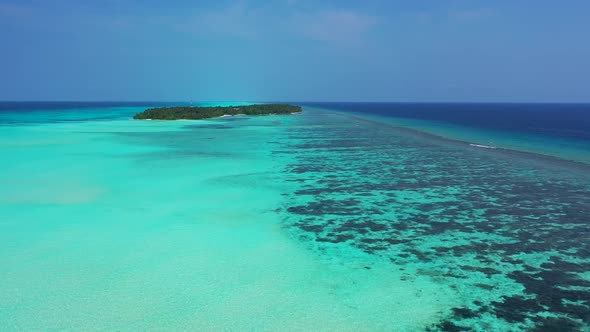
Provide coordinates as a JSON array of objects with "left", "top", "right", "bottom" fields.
[
  {"left": 3, "top": 101, "right": 589, "bottom": 164},
  {"left": 299, "top": 102, "right": 590, "bottom": 142},
  {"left": 0, "top": 102, "right": 171, "bottom": 124},
  {"left": 0, "top": 101, "right": 175, "bottom": 111},
  {"left": 4, "top": 101, "right": 588, "bottom": 142}
]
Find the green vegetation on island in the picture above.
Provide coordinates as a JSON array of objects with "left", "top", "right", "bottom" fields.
[{"left": 133, "top": 104, "right": 302, "bottom": 120}]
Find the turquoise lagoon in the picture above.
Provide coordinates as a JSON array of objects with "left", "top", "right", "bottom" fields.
[{"left": 0, "top": 104, "right": 589, "bottom": 331}]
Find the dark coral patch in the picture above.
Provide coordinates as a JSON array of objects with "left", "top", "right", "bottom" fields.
[{"left": 276, "top": 111, "right": 590, "bottom": 330}]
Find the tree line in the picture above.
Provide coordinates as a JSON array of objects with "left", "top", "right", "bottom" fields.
[{"left": 133, "top": 104, "right": 302, "bottom": 120}]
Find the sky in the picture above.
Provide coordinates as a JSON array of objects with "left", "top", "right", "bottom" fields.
[{"left": 1, "top": 0, "right": 589, "bottom": 102}]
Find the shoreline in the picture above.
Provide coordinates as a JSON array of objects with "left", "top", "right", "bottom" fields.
[
  {"left": 135, "top": 112, "right": 302, "bottom": 121},
  {"left": 133, "top": 104, "right": 302, "bottom": 120}
]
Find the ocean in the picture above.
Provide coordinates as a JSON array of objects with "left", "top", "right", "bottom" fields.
[
  {"left": 0, "top": 102, "right": 589, "bottom": 331},
  {"left": 300, "top": 102, "right": 590, "bottom": 164}
]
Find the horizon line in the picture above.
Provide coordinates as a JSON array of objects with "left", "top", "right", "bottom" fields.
[{"left": 2, "top": 100, "right": 590, "bottom": 105}]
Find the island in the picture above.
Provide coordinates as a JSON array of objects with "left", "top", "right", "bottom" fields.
[{"left": 133, "top": 104, "right": 302, "bottom": 120}]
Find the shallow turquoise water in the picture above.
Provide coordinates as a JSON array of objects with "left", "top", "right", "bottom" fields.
[{"left": 0, "top": 106, "right": 589, "bottom": 331}]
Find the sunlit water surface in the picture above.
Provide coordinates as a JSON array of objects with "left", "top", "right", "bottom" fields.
[{"left": 0, "top": 104, "right": 589, "bottom": 331}]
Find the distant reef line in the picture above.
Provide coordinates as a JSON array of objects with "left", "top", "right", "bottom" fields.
[
  {"left": 133, "top": 104, "right": 302, "bottom": 120},
  {"left": 337, "top": 110, "right": 590, "bottom": 173}
]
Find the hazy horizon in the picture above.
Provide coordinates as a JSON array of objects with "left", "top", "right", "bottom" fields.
[
  {"left": 2, "top": 100, "right": 590, "bottom": 105},
  {"left": 1, "top": 0, "right": 589, "bottom": 103}
]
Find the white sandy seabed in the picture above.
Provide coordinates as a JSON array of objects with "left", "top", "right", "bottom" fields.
[{"left": 0, "top": 110, "right": 458, "bottom": 331}]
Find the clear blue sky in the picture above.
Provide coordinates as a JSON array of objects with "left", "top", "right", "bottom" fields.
[{"left": 1, "top": 0, "right": 589, "bottom": 102}]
